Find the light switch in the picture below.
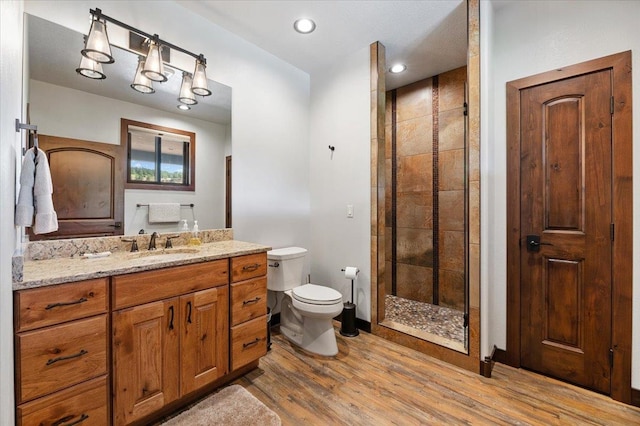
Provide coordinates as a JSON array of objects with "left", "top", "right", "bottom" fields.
[{"left": 347, "top": 204, "right": 354, "bottom": 218}]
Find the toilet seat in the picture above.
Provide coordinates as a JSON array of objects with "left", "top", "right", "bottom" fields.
[{"left": 292, "top": 283, "right": 342, "bottom": 305}]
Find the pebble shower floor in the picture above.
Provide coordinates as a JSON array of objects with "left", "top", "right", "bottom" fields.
[{"left": 384, "top": 294, "right": 465, "bottom": 346}]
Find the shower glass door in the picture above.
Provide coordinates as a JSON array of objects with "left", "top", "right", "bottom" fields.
[{"left": 380, "top": 67, "right": 468, "bottom": 353}]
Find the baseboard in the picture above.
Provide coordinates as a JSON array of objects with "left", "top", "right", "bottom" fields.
[
  {"left": 632, "top": 388, "right": 640, "bottom": 408},
  {"left": 480, "top": 345, "right": 498, "bottom": 378},
  {"left": 334, "top": 311, "right": 371, "bottom": 333},
  {"left": 355, "top": 318, "right": 371, "bottom": 333},
  {"left": 270, "top": 312, "right": 280, "bottom": 326},
  {"left": 270, "top": 312, "right": 371, "bottom": 334},
  {"left": 493, "top": 347, "right": 508, "bottom": 365}
]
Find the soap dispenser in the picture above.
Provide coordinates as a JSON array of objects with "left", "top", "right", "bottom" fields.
[
  {"left": 181, "top": 219, "right": 189, "bottom": 232},
  {"left": 189, "top": 220, "right": 201, "bottom": 246}
]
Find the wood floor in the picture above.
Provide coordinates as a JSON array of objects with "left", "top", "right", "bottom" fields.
[{"left": 233, "top": 325, "right": 640, "bottom": 425}]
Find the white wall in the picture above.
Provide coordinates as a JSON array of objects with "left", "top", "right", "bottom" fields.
[
  {"left": 484, "top": 0, "right": 640, "bottom": 388},
  {"left": 29, "top": 80, "right": 228, "bottom": 233},
  {"left": 24, "top": 0, "right": 311, "bottom": 250},
  {"left": 309, "top": 46, "right": 371, "bottom": 320},
  {"left": 0, "top": 1, "right": 22, "bottom": 422}
]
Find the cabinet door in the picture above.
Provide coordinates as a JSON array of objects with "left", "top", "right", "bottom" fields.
[
  {"left": 180, "top": 286, "right": 229, "bottom": 395},
  {"left": 113, "top": 299, "right": 179, "bottom": 426}
]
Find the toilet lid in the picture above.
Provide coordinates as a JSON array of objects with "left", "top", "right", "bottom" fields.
[{"left": 292, "top": 284, "right": 343, "bottom": 305}]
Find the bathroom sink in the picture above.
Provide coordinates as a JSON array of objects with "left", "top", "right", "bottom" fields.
[{"left": 126, "top": 247, "right": 201, "bottom": 259}]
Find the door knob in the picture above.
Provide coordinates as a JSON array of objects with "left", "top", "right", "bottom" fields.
[{"left": 526, "top": 235, "right": 553, "bottom": 252}]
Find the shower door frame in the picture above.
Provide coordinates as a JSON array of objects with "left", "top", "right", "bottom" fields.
[{"left": 369, "top": 0, "right": 481, "bottom": 374}]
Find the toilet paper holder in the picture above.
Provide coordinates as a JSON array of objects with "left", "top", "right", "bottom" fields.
[
  {"left": 340, "top": 267, "right": 359, "bottom": 337},
  {"left": 341, "top": 267, "right": 359, "bottom": 303}
]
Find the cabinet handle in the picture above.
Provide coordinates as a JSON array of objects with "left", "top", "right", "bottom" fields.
[
  {"left": 186, "top": 301, "right": 192, "bottom": 324},
  {"left": 45, "top": 297, "right": 88, "bottom": 310},
  {"left": 242, "top": 263, "right": 260, "bottom": 272},
  {"left": 52, "top": 413, "right": 89, "bottom": 426},
  {"left": 168, "top": 306, "right": 175, "bottom": 330},
  {"left": 46, "top": 349, "right": 88, "bottom": 366},
  {"left": 243, "top": 297, "right": 261, "bottom": 305},
  {"left": 243, "top": 338, "right": 260, "bottom": 349}
]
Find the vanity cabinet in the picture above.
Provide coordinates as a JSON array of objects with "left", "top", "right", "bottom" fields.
[
  {"left": 230, "top": 253, "right": 268, "bottom": 371},
  {"left": 14, "top": 245, "right": 270, "bottom": 425},
  {"left": 112, "top": 261, "right": 229, "bottom": 425},
  {"left": 14, "top": 278, "right": 109, "bottom": 426}
]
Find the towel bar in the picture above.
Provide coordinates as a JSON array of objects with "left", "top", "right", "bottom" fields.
[{"left": 136, "top": 203, "right": 194, "bottom": 208}]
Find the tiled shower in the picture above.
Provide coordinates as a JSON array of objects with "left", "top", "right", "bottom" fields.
[{"left": 384, "top": 66, "right": 467, "bottom": 347}]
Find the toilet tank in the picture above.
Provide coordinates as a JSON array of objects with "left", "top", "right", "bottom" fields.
[{"left": 267, "top": 247, "right": 307, "bottom": 291}]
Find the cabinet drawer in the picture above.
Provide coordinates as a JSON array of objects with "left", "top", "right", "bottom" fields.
[
  {"left": 231, "top": 277, "right": 267, "bottom": 326},
  {"left": 16, "top": 314, "right": 108, "bottom": 403},
  {"left": 17, "top": 376, "right": 108, "bottom": 426},
  {"left": 15, "top": 278, "right": 108, "bottom": 332},
  {"left": 231, "top": 315, "right": 267, "bottom": 371},
  {"left": 113, "top": 259, "right": 229, "bottom": 309},
  {"left": 231, "top": 253, "right": 267, "bottom": 283}
]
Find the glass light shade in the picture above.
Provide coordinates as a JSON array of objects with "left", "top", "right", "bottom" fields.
[
  {"left": 178, "top": 72, "right": 198, "bottom": 105},
  {"left": 81, "top": 18, "right": 114, "bottom": 64},
  {"left": 191, "top": 59, "right": 211, "bottom": 96},
  {"left": 76, "top": 55, "right": 106, "bottom": 79},
  {"left": 130, "top": 58, "right": 155, "bottom": 94},
  {"left": 142, "top": 40, "right": 167, "bottom": 82}
]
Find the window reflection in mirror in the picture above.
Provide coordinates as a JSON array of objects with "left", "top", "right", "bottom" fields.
[{"left": 123, "top": 119, "right": 195, "bottom": 191}]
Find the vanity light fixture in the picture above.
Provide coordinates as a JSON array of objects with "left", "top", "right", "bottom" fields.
[
  {"left": 191, "top": 56, "right": 211, "bottom": 96},
  {"left": 76, "top": 55, "right": 107, "bottom": 80},
  {"left": 389, "top": 64, "right": 407, "bottom": 73},
  {"left": 130, "top": 57, "right": 155, "bottom": 94},
  {"left": 76, "top": 8, "right": 212, "bottom": 104},
  {"left": 178, "top": 72, "right": 198, "bottom": 105},
  {"left": 142, "top": 37, "right": 167, "bottom": 82},
  {"left": 81, "top": 9, "right": 114, "bottom": 63},
  {"left": 293, "top": 18, "right": 316, "bottom": 34}
]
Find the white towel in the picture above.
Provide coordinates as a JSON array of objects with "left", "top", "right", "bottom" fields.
[
  {"left": 15, "top": 149, "right": 36, "bottom": 226},
  {"left": 15, "top": 148, "right": 59, "bottom": 234},
  {"left": 148, "top": 203, "right": 181, "bottom": 223}
]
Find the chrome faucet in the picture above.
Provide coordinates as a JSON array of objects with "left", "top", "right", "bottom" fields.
[{"left": 148, "top": 232, "right": 159, "bottom": 250}]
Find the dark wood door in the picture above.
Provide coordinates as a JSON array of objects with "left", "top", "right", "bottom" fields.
[
  {"left": 519, "top": 70, "right": 612, "bottom": 394},
  {"left": 33, "top": 135, "right": 124, "bottom": 239}
]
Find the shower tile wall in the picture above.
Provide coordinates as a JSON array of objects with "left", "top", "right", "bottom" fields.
[{"left": 385, "top": 66, "right": 467, "bottom": 310}]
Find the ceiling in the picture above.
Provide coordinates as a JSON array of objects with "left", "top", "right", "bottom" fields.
[
  {"left": 27, "top": 1, "right": 467, "bottom": 123},
  {"left": 177, "top": 0, "right": 468, "bottom": 90}
]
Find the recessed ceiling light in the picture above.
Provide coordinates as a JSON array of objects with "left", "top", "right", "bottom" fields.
[
  {"left": 177, "top": 104, "right": 190, "bottom": 111},
  {"left": 389, "top": 64, "right": 407, "bottom": 74},
  {"left": 294, "top": 18, "right": 316, "bottom": 34}
]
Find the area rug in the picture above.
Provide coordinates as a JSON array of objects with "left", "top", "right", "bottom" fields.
[{"left": 161, "top": 385, "right": 281, "bottom": 426}]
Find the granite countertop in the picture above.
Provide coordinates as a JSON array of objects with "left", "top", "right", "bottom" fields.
[{"left": 14, "top": 240, "right": 271, "bottom": 291}]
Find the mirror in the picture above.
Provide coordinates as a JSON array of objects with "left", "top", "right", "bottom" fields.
[
  {"left": 24, "top": 14, "right": 232, "bottom": 237},
  {"left": 375, "top": 3, "right": 470, "bottom": 354}
]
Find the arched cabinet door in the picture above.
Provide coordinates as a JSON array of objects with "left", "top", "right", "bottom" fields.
[{"left": 30, "top": 135, "right": 124, "bottom": 240}]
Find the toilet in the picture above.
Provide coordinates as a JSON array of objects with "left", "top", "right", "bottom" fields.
[{"left": 267, "top": 247, "right": 344, "bottom": 356}]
